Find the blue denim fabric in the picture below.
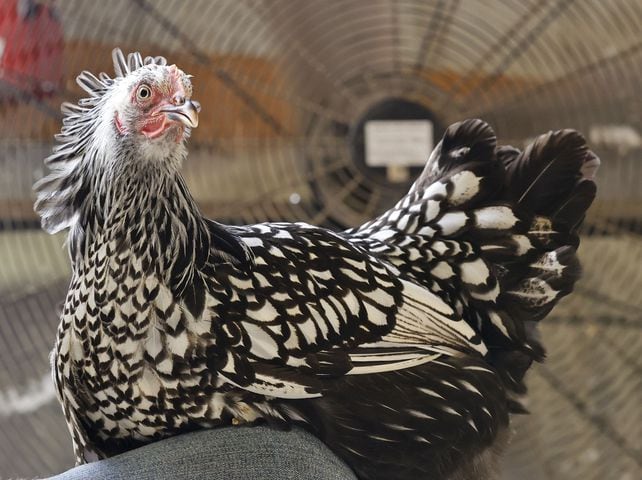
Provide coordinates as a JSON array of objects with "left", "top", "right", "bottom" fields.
[{"left": 46, "top": 426, "right": 357, "bottom": 480}]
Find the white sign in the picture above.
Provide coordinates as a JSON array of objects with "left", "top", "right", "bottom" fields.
[{"left": 365, "top": 120, "right": 433, "bottom": 167}]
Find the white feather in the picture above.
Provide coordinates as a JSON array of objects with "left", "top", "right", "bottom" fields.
[
  {"left": 449, "top": 171, "right": 481, "bottom": 205},
  {"left": 475, "top": 206, "right": 518, "bottom": 230},
  {"left": 243, "top": 323, "right": 279, "bottom": 359}
]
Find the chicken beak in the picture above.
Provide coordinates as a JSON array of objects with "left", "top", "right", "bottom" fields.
[{"left": 161, "top": 100, "right": 200, "bottom": 129}]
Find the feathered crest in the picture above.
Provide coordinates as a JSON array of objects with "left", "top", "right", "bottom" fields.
[
  {"left": 47, "top": 49, "right": 169, "bottom": 167},
  {"left": 34, "top": 48, "right": 169, "bottom": 233},
  {"left": 111, "top": 49, "right": 168, "bottom": 79}
]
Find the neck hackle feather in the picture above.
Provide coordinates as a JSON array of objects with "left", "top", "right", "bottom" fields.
[{"left": 34, "top": 50, "right": 170, "bottom": 234}]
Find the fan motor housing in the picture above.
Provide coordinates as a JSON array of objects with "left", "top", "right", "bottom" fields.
[
  {"left": 350, "top": 98, "right": 443, "bottom": 187},
  {"left": 305, "top": 97, "right": 445, "bottom": 229}
]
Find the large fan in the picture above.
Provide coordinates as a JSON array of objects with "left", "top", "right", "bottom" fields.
[{"left": 1, "top": 1, "right": 640, "bottom": 478}]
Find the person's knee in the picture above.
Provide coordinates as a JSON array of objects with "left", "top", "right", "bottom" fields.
[{"left": 46, "top": 426, "right": 357, "bottom": 480}]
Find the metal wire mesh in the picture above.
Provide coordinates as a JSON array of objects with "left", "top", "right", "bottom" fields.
[{"left": 0, "top": 1, "right": 640, "bottom": 478}]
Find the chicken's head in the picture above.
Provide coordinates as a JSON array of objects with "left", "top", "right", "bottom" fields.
[
  {"left": 56, "top": 49, "right": 202, "bottom": 164},
  {"left": 107, "top": 51, "right": 200, "bottom": 147},
  {"left": 34, "top": 49, "right": 203, "bottom": 234}
]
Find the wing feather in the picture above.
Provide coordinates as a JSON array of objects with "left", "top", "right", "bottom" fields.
[{"left": 205, "top": 224, "right": 485, "bottom": 400}]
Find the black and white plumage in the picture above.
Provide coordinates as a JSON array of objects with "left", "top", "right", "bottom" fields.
[{"left": 34, "top": 49, "right": 599, "bottom": 480}]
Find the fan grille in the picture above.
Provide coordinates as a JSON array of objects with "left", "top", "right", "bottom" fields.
[{"left": 0, "top": 1, "right": 640, "bottom": 478}]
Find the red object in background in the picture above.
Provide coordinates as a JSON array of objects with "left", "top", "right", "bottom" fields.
[{"left": 0, "top": 0, "right": 63, "bottom": 98}]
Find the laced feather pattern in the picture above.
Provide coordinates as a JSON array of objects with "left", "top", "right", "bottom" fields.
[{"left": 36, "top": 49, "right": 599, "bottom": 480}]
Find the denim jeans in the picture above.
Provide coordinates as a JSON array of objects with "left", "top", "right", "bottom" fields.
[{"left": 46, "top": 426, "right": 357, "bottom": 480}]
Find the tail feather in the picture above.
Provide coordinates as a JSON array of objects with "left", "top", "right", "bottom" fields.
[
  {"left": 502, "top": 129, "right": 588, "bottom": 217},
  {"left": 552, "top": 179, "right": 597, "bottom": 230},
  {"left": 417, "top": 118, "right": 498, "bottom": 189},
  {"left": 499, "top": 131, "right": 598, "bottom": 244},
  {"left": 347, "top": 119, "right": 599, "bottom": 400}
]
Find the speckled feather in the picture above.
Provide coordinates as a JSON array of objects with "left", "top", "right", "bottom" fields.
[{"left": 35, "top": 49, "right": 598, "bottom": 480}]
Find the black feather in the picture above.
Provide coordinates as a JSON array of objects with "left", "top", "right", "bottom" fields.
[
  {"left": 439, "top": 118, "right": 497, "bottom": 167},
  {"left": 551, "top": 178, "right": 597, "bottom": 232},
  {"left": 183, "top": 273, "right": 206, "bottom": 320},
  {"left": 441, "top": 118, "right": 497, "bottom": 160},
  {"left": 495, "top": 145, "right": 520, "bottom": 165},
  {"left": 414, "top": 118, "right": 498, "bottom": 192},
  {"left": 207, "top": 220, "right": 254, "bottom": 267},
  {"left": 306, "top": 350, "right": 353, "bottom": 377},
  {"left": 503, "top": 129, "right": 588, "bottom": 216}
]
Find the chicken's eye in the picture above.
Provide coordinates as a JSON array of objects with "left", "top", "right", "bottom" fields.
[{"left": 136, "top": 84, "right": 152, "bottom": 102}]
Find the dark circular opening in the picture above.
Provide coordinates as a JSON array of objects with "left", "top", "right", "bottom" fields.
[{"left": 349, "top": 98, "right": 444, "bottom": 188}]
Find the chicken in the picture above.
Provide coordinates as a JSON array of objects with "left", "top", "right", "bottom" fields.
[{"left": 34, "top": 49, "right": 598, "bottom": 480}]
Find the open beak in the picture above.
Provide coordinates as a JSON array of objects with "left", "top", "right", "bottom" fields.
[{"left": 161, "top": 100, "right": 201, "bottom": 129}]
